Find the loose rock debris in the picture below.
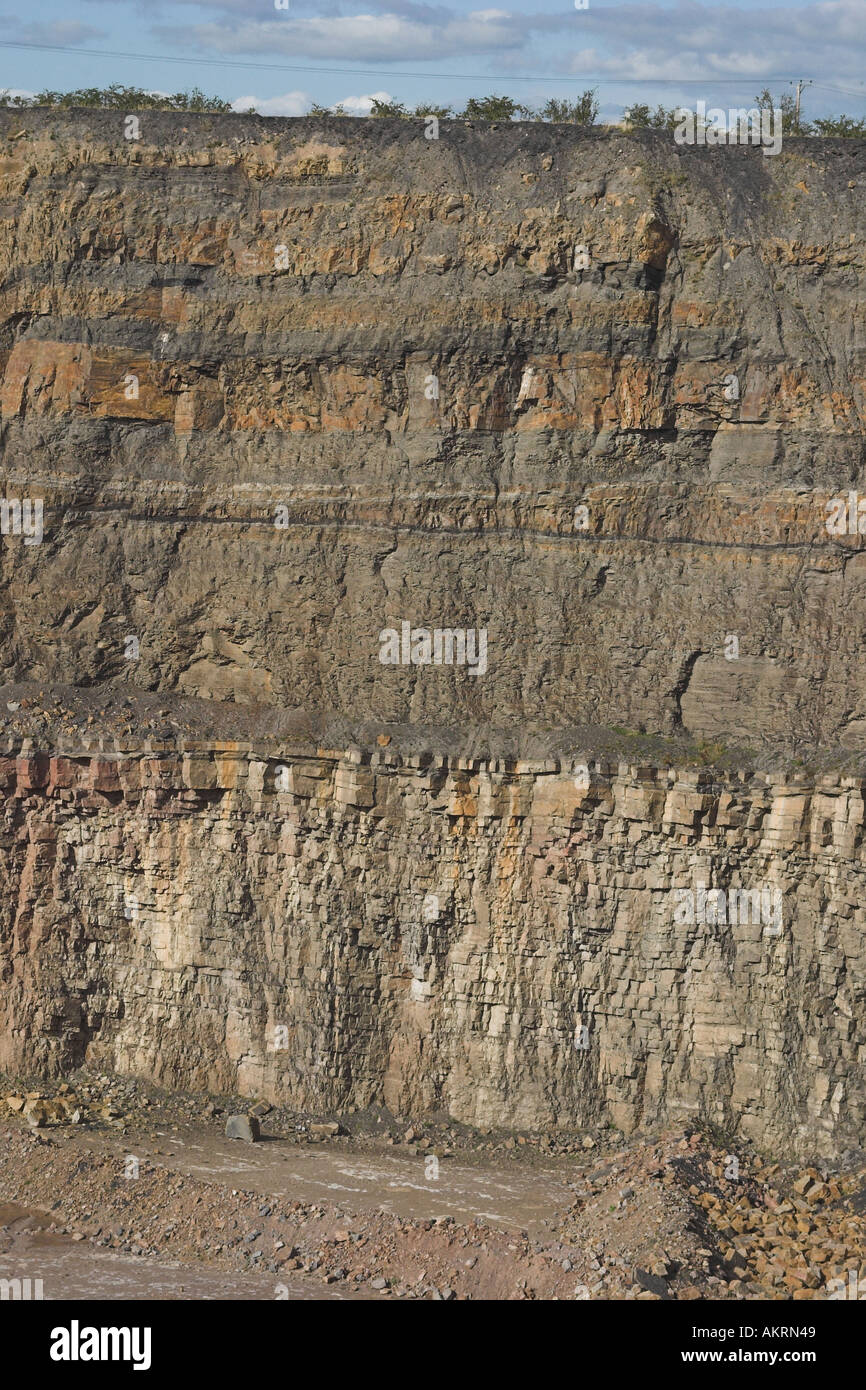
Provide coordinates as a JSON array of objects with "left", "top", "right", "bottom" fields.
[{"left": 2, "top": 1076, "right": 864, "bottom": 1300}]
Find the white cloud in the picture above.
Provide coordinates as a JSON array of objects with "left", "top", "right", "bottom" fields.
[
  {"left": 76, "top": 0, "right": 866, "bottom": 106},
  {"left": 231, "top": 90, "right": 310, "bottom": 116},
  {"left": 545, "top": 0, "right": 866, "bottom": 85},
  {"left": 153, "top": 11, "right": 523, "bottom": 63},
  {"left": 228, "top": 90, "right": 396, "bottom": 116},
  {"left": 0, "top": 18, "right": 105, "bottom": 45},
  {"left": 333, "top": 90, "right": 393, "bottom": 114},
  {"left": 228, "top": 89, "right": 399, "bottom": 117}
]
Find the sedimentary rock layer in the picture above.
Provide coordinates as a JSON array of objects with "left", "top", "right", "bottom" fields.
[
  {"left": 0, "top": 745, "right": 862, "bottom": 1157},
  {"left": 1, "top": 114, "right": 865, "bottom": 1154},
  {"left": 1, "top": 113, "right": 865, "bottom": 746}
]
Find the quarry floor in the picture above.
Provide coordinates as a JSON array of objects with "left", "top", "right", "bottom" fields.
[{"left": 2, "top": 1074, "right": 866, "bottom": 1301}]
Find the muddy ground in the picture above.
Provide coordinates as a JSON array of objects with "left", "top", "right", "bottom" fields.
[{"left": 2, "top": 1071, "right": 865, "bottom": 1301}]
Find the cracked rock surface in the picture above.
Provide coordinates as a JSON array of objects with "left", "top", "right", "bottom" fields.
[{"left": 0, "top": 114, "right": 865, "bottom": 1158}]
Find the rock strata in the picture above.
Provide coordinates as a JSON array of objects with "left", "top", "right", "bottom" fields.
[
  {"left": 0, "top": 114, "right": 865, "bottom": 746},
  {"left": 0, "top": 745, "right": 862, "bottom": 1155},
  {"left": 0, "top": 113, "right": 865, "bottom": 1156}
]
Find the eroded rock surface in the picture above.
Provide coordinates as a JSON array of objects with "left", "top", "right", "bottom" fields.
[
  {"left": 0, "top": 114, "right": 865, "bottom": 744},
  {"left": 0, "top": 747, "right": 862, "bottom": 1156},
  {"left": 0, "top": 114, "right": 865, "bottom": 1155}
]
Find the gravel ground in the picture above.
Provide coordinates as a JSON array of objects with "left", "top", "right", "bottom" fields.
[{"left": 2, "top": 1072, "right": 864, "bottom": 1301}]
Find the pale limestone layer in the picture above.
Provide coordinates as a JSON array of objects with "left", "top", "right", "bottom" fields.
[{"left": 0, "top": 748, "right": 862, "bottom": 1157}]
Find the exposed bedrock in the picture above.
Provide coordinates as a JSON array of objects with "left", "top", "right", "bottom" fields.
[
  {"left": 1, "top": 115, "right": 865, "bottom": 1154},
  {"left": 0, "top": 747, "right": 862, "bottom": 1158},
  {"left": 0, "top": 114, "right": 865, "bottom": 745}
]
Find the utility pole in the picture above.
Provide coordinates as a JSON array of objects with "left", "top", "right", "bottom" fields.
[{"left": 793, "top": 78, "right": 812, "bottom": 132}]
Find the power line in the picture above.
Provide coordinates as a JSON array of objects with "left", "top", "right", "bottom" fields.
[
  {"left": 813, "top": 82, "right": 866, "bottom": 99},
  {"left": 0, "top": 38, "right": 823, "bottom": 87}
]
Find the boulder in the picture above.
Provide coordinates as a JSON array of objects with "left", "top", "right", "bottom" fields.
[{"left": 225, "top": 1113, "right": 261, "bottom": 1142}]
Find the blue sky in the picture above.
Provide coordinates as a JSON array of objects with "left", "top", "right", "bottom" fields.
[{"left": 1, "top": 0, "right": 864, "bottom": 122}]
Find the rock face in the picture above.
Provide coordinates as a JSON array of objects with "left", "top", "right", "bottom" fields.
[
  {"left": 0, "top": 747, "right": 862, "bottom": 1158},
  {"left": 0, "top": 112, "right": 865, "bottom": 1155},
  {"left": 0, "top": 111, "right": 864, "bottom": 746}
]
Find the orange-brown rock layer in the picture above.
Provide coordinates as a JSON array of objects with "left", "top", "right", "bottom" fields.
[{"left": 0, "top": 113, "right": 865, "bottom": 747}]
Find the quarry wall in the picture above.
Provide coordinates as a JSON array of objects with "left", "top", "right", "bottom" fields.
[{"left": 1, "top": 113, "right": 865, "bottom": 1153}]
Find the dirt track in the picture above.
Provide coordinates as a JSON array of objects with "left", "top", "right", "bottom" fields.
[{"left": 2, "top": 1074, "right": 865, "bottom": 1301}]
